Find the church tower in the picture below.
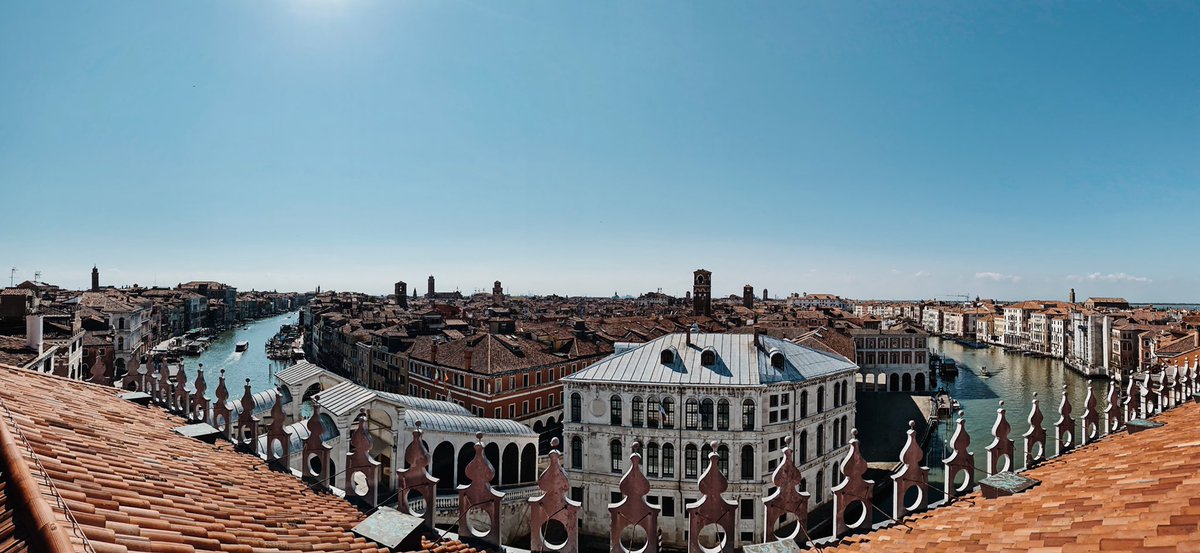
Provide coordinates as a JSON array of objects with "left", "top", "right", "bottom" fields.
[
  {"left": 492, "top": 280, "right": 504, "bottom": 306},
  {"left": 427, "top": 275, "right": 435, "bottom": 298},
  {"left": 693, "top": 269, "right": 712, "bottom": 317},
  {"left": 91, "top": 266, "right": 100, "bottom": 292},
  {"left": 395, "top": 281, "right": 408, "bottom": 308},
  {"left": 743, "top": 285, "right": 754, "bottom": 309}
]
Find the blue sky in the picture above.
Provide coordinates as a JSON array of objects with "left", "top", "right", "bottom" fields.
[{"left": 2, "top": 1, "right": 1197, "bottom": 301}]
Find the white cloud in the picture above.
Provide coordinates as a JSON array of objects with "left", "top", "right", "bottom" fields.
[
  {"left": 912, "top": 270, "right": 932, "bottom": 278},
  {"left": 1066, "top": 272, "right": 1152, "bottom": 283},
  {"left": 975, "top": 271, "right": 1022, "bottom": 283}
]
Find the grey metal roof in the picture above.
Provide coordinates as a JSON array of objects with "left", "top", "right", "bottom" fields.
[
  {"left": 317, "top": 380, "right": 378, "bottom": 417},
  {"left": 274, "top": 361, "right": 324, "bottom": 385},
  {"left": 227, "top": 388, "right": 281, "bottom": 417},
  {"left": 404, "top": 408, "right": 536, "bottom": 437},
  {"left": 375, "top": 391, "right": 472, "bottom": 416},
  {"left": 565, "top": 333, "right": 856, "bottom": 387}
]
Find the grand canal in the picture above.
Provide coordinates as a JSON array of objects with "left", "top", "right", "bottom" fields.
[
  {"left": 184, "top": 311, "right": 298, "bottom": 394},
  {"left": 925, "top": 336, "right": 1108, "bottom": 487}
]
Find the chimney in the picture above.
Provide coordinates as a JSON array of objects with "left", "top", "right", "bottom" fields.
[
  {"left": 431, "top": 341, "right": 438, "bottom": 363},
  {"left": 686, "top": 325, "right": 692, "bottom": 347},
  {"left": 25, "top": 313, "right": 43, "bottom": 355},
  {"left": 465, "top": 350, "right": 473, "bottom": 370}
]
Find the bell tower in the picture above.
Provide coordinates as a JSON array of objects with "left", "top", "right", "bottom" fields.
[
  {"left": 693, "top": 269, "right": 712, "bottom": 317},
  {"left": 91, "top": 266, "right": 100, "bottom": 292},
  {"left": 395, "top": 281, "right": 408, "bottom": 308}
]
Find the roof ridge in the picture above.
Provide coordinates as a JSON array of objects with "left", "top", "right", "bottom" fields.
[{"left": 0, "top": 398, "right": 81, "bottom": 552}]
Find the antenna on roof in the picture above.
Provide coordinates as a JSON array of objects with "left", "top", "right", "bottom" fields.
[{"left": 9, "top": 267, "right": 16, "bottom": 287}]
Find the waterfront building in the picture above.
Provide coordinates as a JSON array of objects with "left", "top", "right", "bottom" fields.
[
  {"left": 921, "top": 306, "right": 943, "bottom": 334},
  {"left": 790, "top": 293, "right": 849, "bottom": 311},
  {"left": 78, "top": 290, "right": 148, "bottom": 379},
  {"left": 562, "top": 331, "right": 858, "bottom": 547},
  {"left": 849, "top": 324, "right": 930, "bottom": 391}
]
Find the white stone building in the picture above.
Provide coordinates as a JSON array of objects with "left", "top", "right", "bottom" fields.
[{"left": 561, "top": 332, "right": 858, "bottom": 548}]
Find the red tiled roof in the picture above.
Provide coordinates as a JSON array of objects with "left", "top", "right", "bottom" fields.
[
  {"left": 812, "top": 402, "right": 1200, "bottom": 552},
  {"left": 0, "top": 366, "right": 390, "bottom": 553}
]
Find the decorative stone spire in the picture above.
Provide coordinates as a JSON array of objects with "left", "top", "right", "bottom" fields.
[
  {"left": 264, "top": 391, "right": 290, "bottom": 469},
  {"left": 234, "top": 379, "right": 259, "bottom": 453},
  {"left": 943, "top": 412, "right": 975, "bottom": 499},
  {"left": 687, "top": 441, "right": 737, "bottom": 553},
  {"left": 191, "top": 364, "right": 209, "bottom": 423},
  {"left": 1054, "top": 384, "right": 1075, "bottom": 455},
  {"left": 833, "top": 429, "right": 874, "bottom": 538},
  {"left": 173, "top": 363, "right": 189, "bottom": 416},
  {"left": 458, "top": 431, "right": 505, "bottom": 548},
  {"left": 133, "top": 355, "right": 148, "bottom": 393},
  {"left": 1022, "top": 394, "right": 1046, "bottom": 467},
  {"left": 344, "top": 409, "right": 380, "bottom": 510},
  {"left": 1141, "top": 372, "right": 1157, "bottom": 416},
  {"left": 212, "top": 369, "right": 232, "bottom": 438},
  {"left": 609, "top": 441, "right": 659, "bottom": 553},
  {"left": 1104, "top": 380, "right": 1122, "bottom": 434},
  {"left": 301, "top": 395, "right": 332, "bottom": 491},
  {"left": 763, "top": 436, "right": 809, "bottom": 543},
  {"left": 891, "top": 421, "right": 929, "bottom": 520},
  {"left": 88, "top": 355, "right": 109, "bottom": 386},
  {"left": 985, "top": 401, "right": 1013, "bottom": 476},
  {"left": 397, "top": 420, "right": 439, "bottom": 527},
  {"left": 1171, "top": 365, "right": 1184, "bottom": 409},
  {"left": 529, "top": 437, "right": 579, "bottom": 553},
  {"left": 156, "top": 360, "right": 172, "bottom": 407},
  {"left": 1123, "top": 377, "right": 1139, "bottom": 422},
  {"left": 1081, "top": 386, "right": 1100, "bottom": 443}
]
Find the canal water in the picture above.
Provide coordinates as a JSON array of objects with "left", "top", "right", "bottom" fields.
[
  {"left": 925, "top": 336, "right": 1108, "bottom": 487},
  {"left": 183, "top": 311, "right": 298, "bottom": 394}
]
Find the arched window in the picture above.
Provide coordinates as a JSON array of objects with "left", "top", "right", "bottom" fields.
[
  {"left": 740, "top": 445, "right": 754, "bottom": 480},
  {"left": 117, "top": 337, "right": 124, "bottom": 351},
  {"left": 662, "top": 397, "right": 675, "bottom": 429},
  {"left": 832, "top": 419, "right": 841, "bottom": 447},
  {"left": 685, "top": 398, "right": 699, "bottom": 429},
  {"left": 717, "top": 444, "right": 729, "bottom": 477},
  {"left": 817, "top": 386, "right": 826, "bottom": 413},
  {"left": 647, "top": 396, "right": 660, "bottom": 428},
  {"left": 741, "top": 399, "right": 756, "bottom": 431},
  {"left": 570, "top": 393, "right": 582, "bottom": 423},
  {"left": 610, "top": 439, "right": 622, "bottom": 473},
  {"left": 716, "top": 399, "right": 730, "bottom": 430},
  {"left": 701, "top": 348, "right": 717, "bottom": 366},
  {"left": 661, "top": 348, "right": 675, "bottom": 364},
  {"left": 841, "top": 415, "right": 849, "bottom": 446},
  {"left": 631, "top": 396, "right": 644, "bottom": 427},
  {"left": 841, "top": 380, "right": 849, "bottom": 406},
  {"left": 610, "top": 395, "right": 623, "bottom": 426},
  {"left": 817, "top": 424, "right": 825, "bottom": 456},
  {"left": 800, "top": 390, "right": 809, "bottom": 418},
  {"left": 700, "top": 398, "right": 714, "bottom": 430},
  {"left": 685, "top": 444, "right": 699, "bottom": 478},
  {"left": 662, "top": 443, "right": 676, "bottom": 478},
  {"left": 646, "top": 442, "right": 659, "bottom": 477},
  {"left": 833, "top": 382, "right": 841, "bottom": 408},
  {"left": 799, "top": 430, "right": 808, "bottom": 463},
  {"left": 570, "top": 437, "right": 583, "bottom": 469},
  {"left": 701, "top": 443, "right": 713, "bottom": 474},
  {"left": 816, "top": 469, "right": 825, "bottom": 503}
]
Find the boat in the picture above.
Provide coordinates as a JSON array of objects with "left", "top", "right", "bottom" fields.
[
  {"left": 980, "top": 366, "right": 992, "bottom": 378},
  {"left": 235, "top": 341, "right": 249, "bottom": 352}
]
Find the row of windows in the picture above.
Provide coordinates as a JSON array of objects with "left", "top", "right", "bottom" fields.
[
  {"left": 576, "top": 438, "right": 758, "bottom": 481},
  {"left": 571, "top": 383, "right": 853, "bottom": 428},
  {"left": 854, "top": 336, "right": 926, "bottom": 349},
  {"left": 856, "top": 351, "right": 928, "bottom": 366}
]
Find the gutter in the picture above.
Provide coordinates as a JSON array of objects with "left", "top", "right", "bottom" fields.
[{"left": 0, "top": 411, "right": 76, "bottom": 552}]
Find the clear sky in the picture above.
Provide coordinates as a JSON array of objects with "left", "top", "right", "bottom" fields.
[{"left": 2, "top": 1, "right": 1198, "bottom": 301}]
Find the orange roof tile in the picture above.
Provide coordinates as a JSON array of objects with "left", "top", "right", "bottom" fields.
[
  {"left": 811, "top": 402, "right": 1200, "bottom": 552},
  {"left": 0, "top": 366, "right": 391, "bottom": 553}
]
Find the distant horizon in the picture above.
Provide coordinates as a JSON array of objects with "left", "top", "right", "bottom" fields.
[
  {"left": 12, "top": 265, "right": 1199, "bottom": 306},
  {"left": 3, "top": 2, "right": 1197, "bottom": 303}
]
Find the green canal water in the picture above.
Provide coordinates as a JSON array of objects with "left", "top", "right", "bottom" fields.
[{"left": 182, "top": 311, "right": 298, "bottom": 394}]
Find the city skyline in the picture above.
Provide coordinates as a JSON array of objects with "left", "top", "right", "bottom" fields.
[{"left": 2, "top": 1, "right": 1198, "bottom": 300}]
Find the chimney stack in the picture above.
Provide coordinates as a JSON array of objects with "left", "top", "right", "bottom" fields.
[
  {"left": 465, "top": 350, "right": 473, "bottom": 370},
  {"left": 431, "top": 341, "right": 438, "bottom": 363},
  {"left": 686, "top": 325, "right": 692, "bottom": 347},
  {"left": 25, "top": 313, "right": 43, "bottom": 354}
]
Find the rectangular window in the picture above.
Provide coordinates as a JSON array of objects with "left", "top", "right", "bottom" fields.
[
  {"left": 661, "top": 497, "right": 675, "bottom": 518},
  {"left": 741, "top": 532, "right": 753, "bottom": 544},
  {"left": 509, "top": 405, "right": 515, "bottom": 418},
  {"left": 523, "top": 400, "right": 529, "bottom": 415},
  {"left": 494, "top": 407, "right": 501, "bottom": 418},
  {"left": 536, "top": 371, "right": 543, "bottom": 385},
  {"left": 740, "top": 499, "right": 754, "bottom": 520},
  {"left": 611, "top": 491, "right": 621, "bottom": 503},
  {"left": 536, "top": 398, "right": 542, "bottom": 411},
  {"left": 571, "top": 487, "right": 583, "bottom": 502}
]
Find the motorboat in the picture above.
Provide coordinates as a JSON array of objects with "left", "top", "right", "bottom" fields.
[{"left": 235, "top": 341, "right": 249, "bottom": 352}]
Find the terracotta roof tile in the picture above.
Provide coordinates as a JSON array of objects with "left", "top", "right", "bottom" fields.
[
  {"left": 811, "top": 402, "right": 1200, "bottom": 552},
  {"left": 0, "top": 366, "right": 391, "bottom": 553}
]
